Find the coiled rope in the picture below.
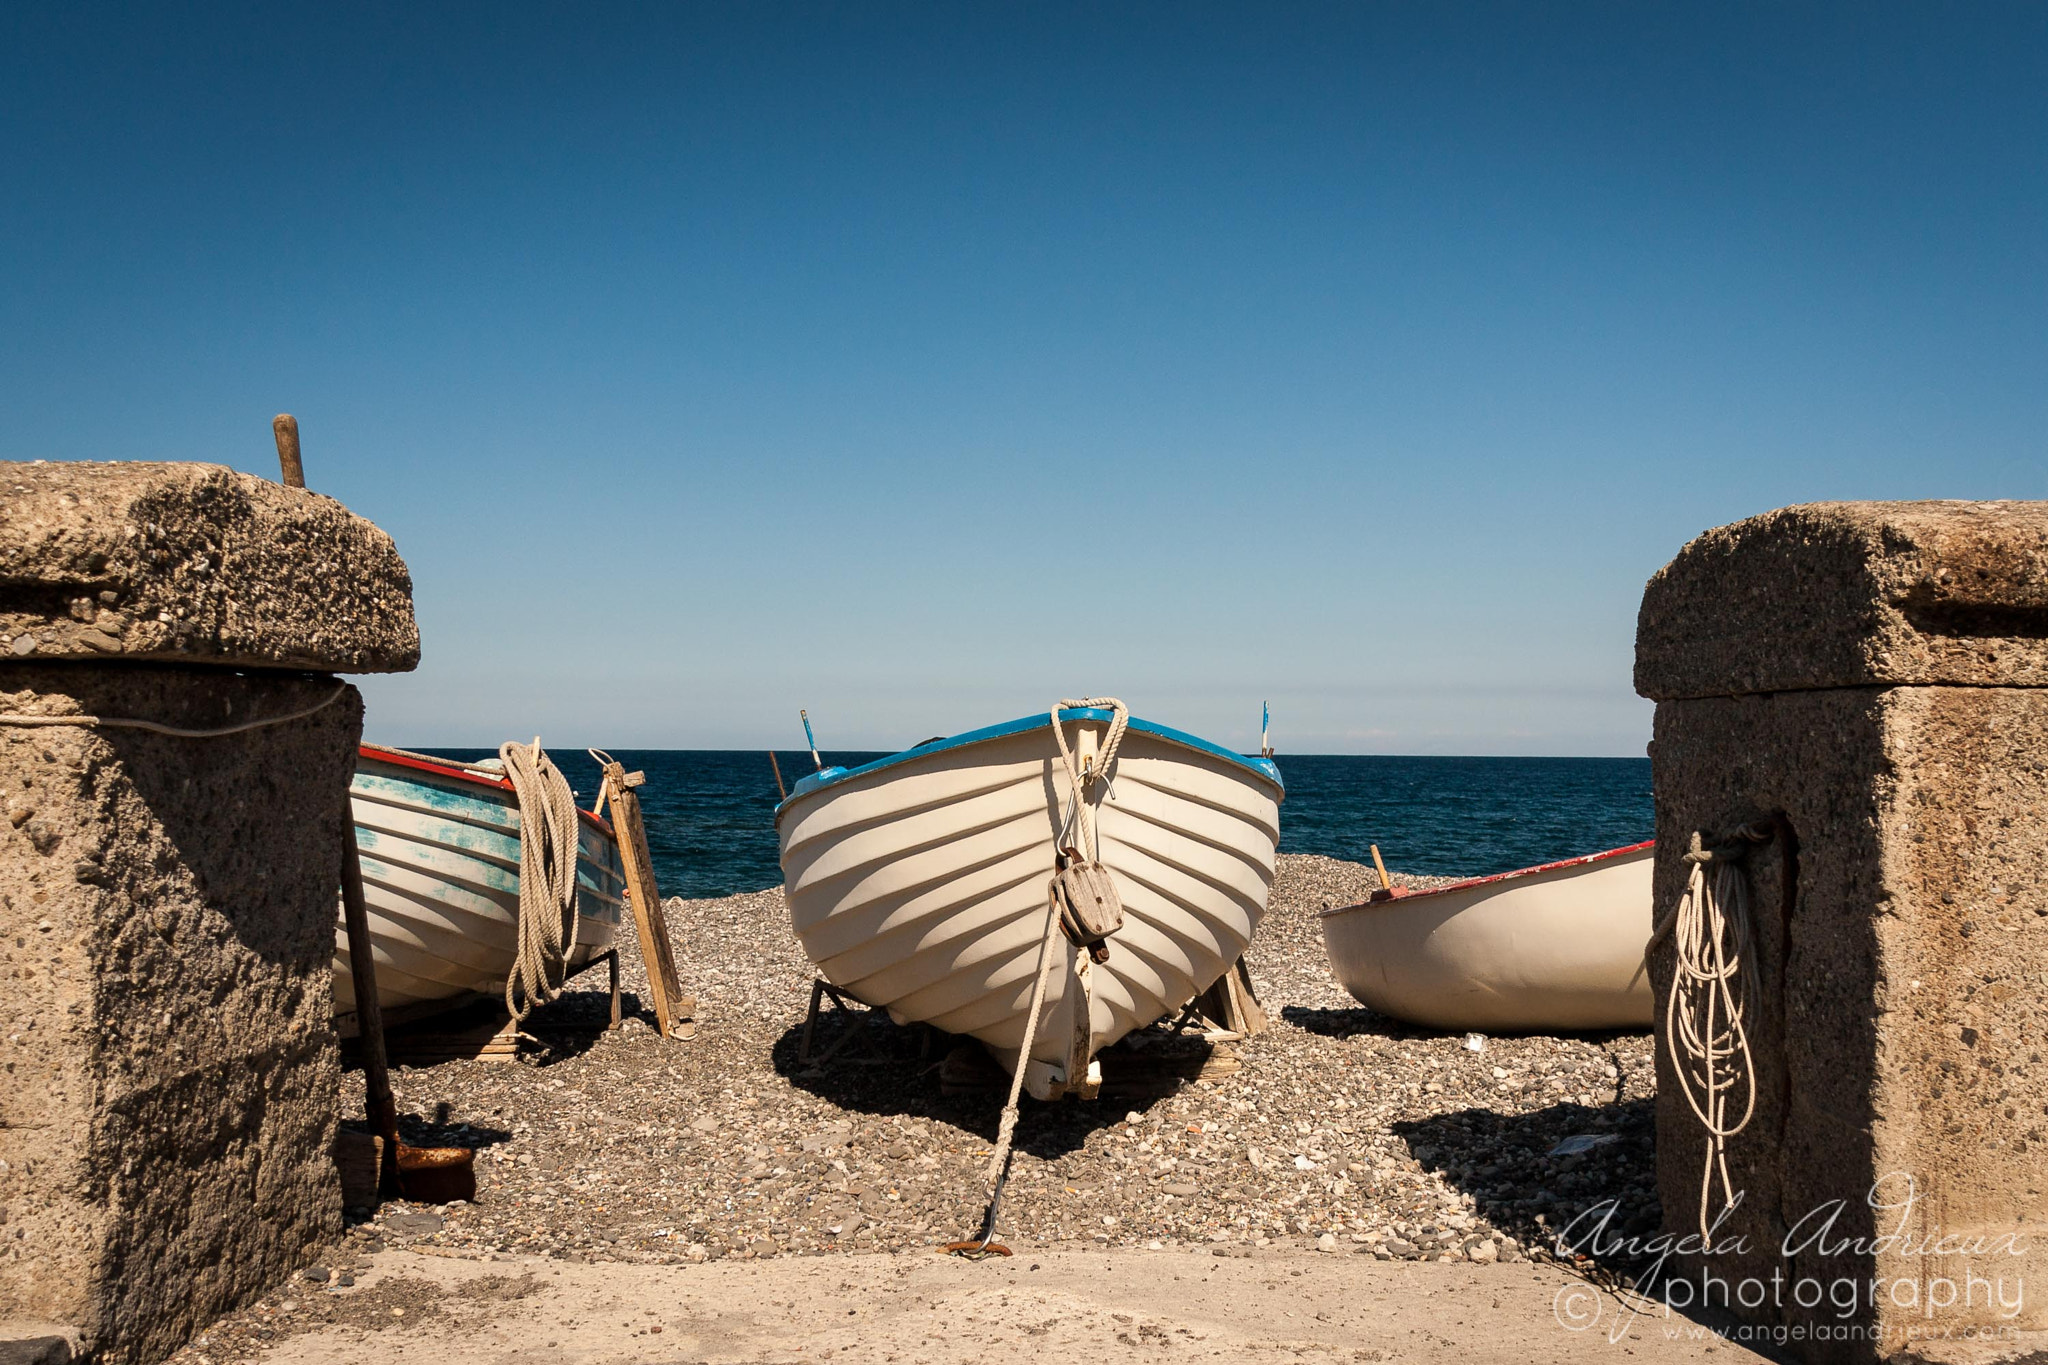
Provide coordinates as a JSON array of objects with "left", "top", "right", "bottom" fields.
[
  {"left": 1050, "top": 696, "right": 1129, "bottom": 859},
  {"left": 1646, "top": 825, "right": 1773, "bottom": 1247},
  {"left": 500, "top": 739, "right": 584, "bottom": 1026},
  {"left": 0, "top": 682, "right": 347, "bottom": 737}
]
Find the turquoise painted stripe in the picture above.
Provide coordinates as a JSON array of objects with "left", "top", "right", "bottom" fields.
[
  {"left": 776, "top": 708, "right": 1285, "bottom": 818},
  {"left": 353, "top": 762, "right": 625, "bottom": 927}
]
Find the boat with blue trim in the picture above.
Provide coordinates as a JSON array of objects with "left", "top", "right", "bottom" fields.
[
  {"left": 776, "top": 701, "right": 1283, "bottom": 1099},
  {"left": 333, "top": 743, "right": 626, "bottom": 1033}
]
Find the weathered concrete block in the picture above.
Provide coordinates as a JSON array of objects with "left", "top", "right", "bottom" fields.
[
  {"left": 0, "top": 667, "right": 362, "bottom": 1364},
  {"left": 1637, "top": 500, "right": 2048, "bottom": 699},
  {"left": 1639, "top": 500, "right": 2048, "bottom": 1363},
  {"left": 0, "top": 461, "right": 418, "bottom": 672}
]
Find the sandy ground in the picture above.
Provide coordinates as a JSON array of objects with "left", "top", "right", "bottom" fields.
[{"left": 215, "top": 1244, "right": 1771, "bottom": 1365}]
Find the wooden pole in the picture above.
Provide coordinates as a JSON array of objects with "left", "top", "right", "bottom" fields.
[
  {"left": 273, "top": 414, "right": 306, "bottom": 488},
  {"left": 340, "top": 816, "right": 401, "bottom": 1195},
  {"left": 768, "top": 750, "right": 787, "bottom": 800},
  {"left": 1370, "top": 844, "right": 1393, "bottom": 892}
]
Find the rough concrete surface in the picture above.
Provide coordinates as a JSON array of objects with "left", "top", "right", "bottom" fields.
[
  {"left": 0, "top": 666, "right": 364, "bottom": 1364},
  {"left": 1636, "top": 500, "right": 2048, "bottom": 699},
  {"left": 180, "top": 1244, "right": 1774, "bottom": 1365},
  {"left": 1651, "top": 685, "right": 2048, "bottom": 1360},
  {"left": 0, "top": 461, "right": 417, "bottom": 672},
  {"left": 0, "top": 1320, "right": 79, "bottom": 1363}
]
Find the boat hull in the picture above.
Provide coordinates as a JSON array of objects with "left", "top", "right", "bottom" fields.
[
  {"left": 776, "top": 711, "right": 1283, "bottom": 1089},
  {"left": 1319, "top": 842, "right": 1654, "bottom": 1032},
  {"left": 333, "top": 746, "right": 626, "bottom": 1030}
]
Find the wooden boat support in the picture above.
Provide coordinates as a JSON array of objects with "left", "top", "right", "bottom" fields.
[{"left": 593, "top": 753, "right": 694, "bottom": 1041}]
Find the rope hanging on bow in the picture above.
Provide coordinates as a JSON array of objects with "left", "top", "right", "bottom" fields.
[
  {"left": 1646, "top": 825, "right": 1774, "bottom": 1248},
  {"left": 949, "top": 697, "right": 1131, "bottom": 1259},
  {"left": 1050, "top": 696, "right": 1128, "bottom": 861},
  {"left": 500, "top": 739, "right": 584, "bottom": 1026}
]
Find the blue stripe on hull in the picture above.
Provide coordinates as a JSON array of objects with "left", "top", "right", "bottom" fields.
[{"left": 777, "top": 708, "right": 1285, "bottom": 817}]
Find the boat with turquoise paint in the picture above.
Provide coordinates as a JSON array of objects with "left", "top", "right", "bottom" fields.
[
  {"left": 776, "top": 701, "right": 1283, "bottom": 1099},
  {"left": 333, "top": 744, "right": 627, "bottom": 1033}
]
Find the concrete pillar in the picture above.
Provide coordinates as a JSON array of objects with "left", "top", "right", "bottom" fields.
[
  {"left": 0, "top": 462, "right": 417, "bottom": 1363},
  {"left": 1636, "top": 501, "right": 2048, "bottom": 1362}
]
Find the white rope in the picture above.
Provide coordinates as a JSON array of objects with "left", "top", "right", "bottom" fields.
[
  {"left": 1646, "top": 826, "right": 1771, "bottom": 1248},
  {"left": 949, "top": 698, "right": 1130, "bottom": 1248},
  {"left": 500, "top": 738, "right": 584, "bottom": 1025},
  {"left": 0, "top": 682, "right": 347, "bottom": 738},
  {"left": 1050, "top": 696, "right": 1129, "bottom": 860},
  {"left": 985, "top": 889, "right": 1065, "bottom": 1188}
]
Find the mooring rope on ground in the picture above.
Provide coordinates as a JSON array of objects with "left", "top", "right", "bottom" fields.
[
  {"left": 0, "top": 681, "right": 347, "bottom": 737},
  {"left": 950, "top": 888, "right": 1065, "bottom": 1259},
  {"left": 1646, "top": 824, "right": 1774, "bottom": 1247},
  {"left": 500, "top": 738, "right": 584, "bottom": 1026}
]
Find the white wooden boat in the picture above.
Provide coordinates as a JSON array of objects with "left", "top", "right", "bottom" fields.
[
  {"left": 776, "top": 705, "right": 1284, "bottom": 1099},
  {"left": 333, "top": 744, "right": 627, "bottom": 1033},
  {"left": 1319, "top": 841, "right": 1654, "bottom": 1032}
]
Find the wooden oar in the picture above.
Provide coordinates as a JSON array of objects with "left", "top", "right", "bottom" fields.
[
  {"left": 769, "top": 750, "right": 787, "bottom": 800},
  {"left": 340, "top": 821, "right": 402, "bottom": 1195},
  {"left": 1370, "top": 844, "right": 1393, "bottom": 892}
]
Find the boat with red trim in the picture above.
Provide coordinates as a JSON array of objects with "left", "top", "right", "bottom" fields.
[
  {"left": 333, "top": 743, "right": 626, "bottom": 1033},
  {"left": 1319, "top": 841, "right": 1654, "bottom": 1032}
]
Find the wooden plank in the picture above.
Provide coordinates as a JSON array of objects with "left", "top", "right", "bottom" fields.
[
  {"left": 1189, "top": 955, "right": 1269, "bottom": 1038},
  {"left": 601, "top": 761, "right": 691, "bottom": 1040},
  {"left": 334, "top": 1128, "right": 383, "bottom": 1207}
]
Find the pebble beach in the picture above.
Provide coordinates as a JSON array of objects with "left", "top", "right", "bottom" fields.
[
  {"left": 375, "top": 854, "right": 1651, "bottom": 1263},
  {"left": 165, "top": 853, "right": 1668, "bottom": 1363}
]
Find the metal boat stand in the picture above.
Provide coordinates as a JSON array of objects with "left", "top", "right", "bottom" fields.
[
  {"left": 600, "top": 947, "right": 622, "bottom": 1030},
  {"left": 797, "top": 980, "right": 932, "bottom": 1071}
]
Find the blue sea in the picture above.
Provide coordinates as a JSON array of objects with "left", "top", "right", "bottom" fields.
[{"left": 418, "top": 749, "right": 1653, "bottom": 901}]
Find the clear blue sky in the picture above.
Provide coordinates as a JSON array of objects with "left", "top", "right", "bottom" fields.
[{"left": 4, "top": 5, "right": 2042, "bottom": 756}]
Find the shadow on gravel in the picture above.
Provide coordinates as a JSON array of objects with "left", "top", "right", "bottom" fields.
[
  {"left": 1279, "top": 1003, "right": 1440, "bottom": 1041},
  {"left": 347, "top": 986, "right": 662, "bottom": 1075},
  {"left": 520, "top": 986, "right": 663, "bottom": 1064},
  {"left": 1391, "top": 1098, "right": 1660, "bottom": 1273},
  {"left": 390, "top": 1111, "right": 516, "bottom": 1152},
  {"left": 1281, "top": 1004, "right": 1652, "bottom": 1054},
  {"left": 769, "top": 1009, "right": 1165, "bottom": 1163}
]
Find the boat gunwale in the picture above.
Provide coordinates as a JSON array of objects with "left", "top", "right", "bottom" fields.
[
  {"left": 358, "top": 742, "right": 617, "bottom": 838},
  {"left": 1318, "top": 839, "right": 1655, "bottom": 921},
  {"left": 773, "top": 708, "right": 1284, "bottom": 822}
]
